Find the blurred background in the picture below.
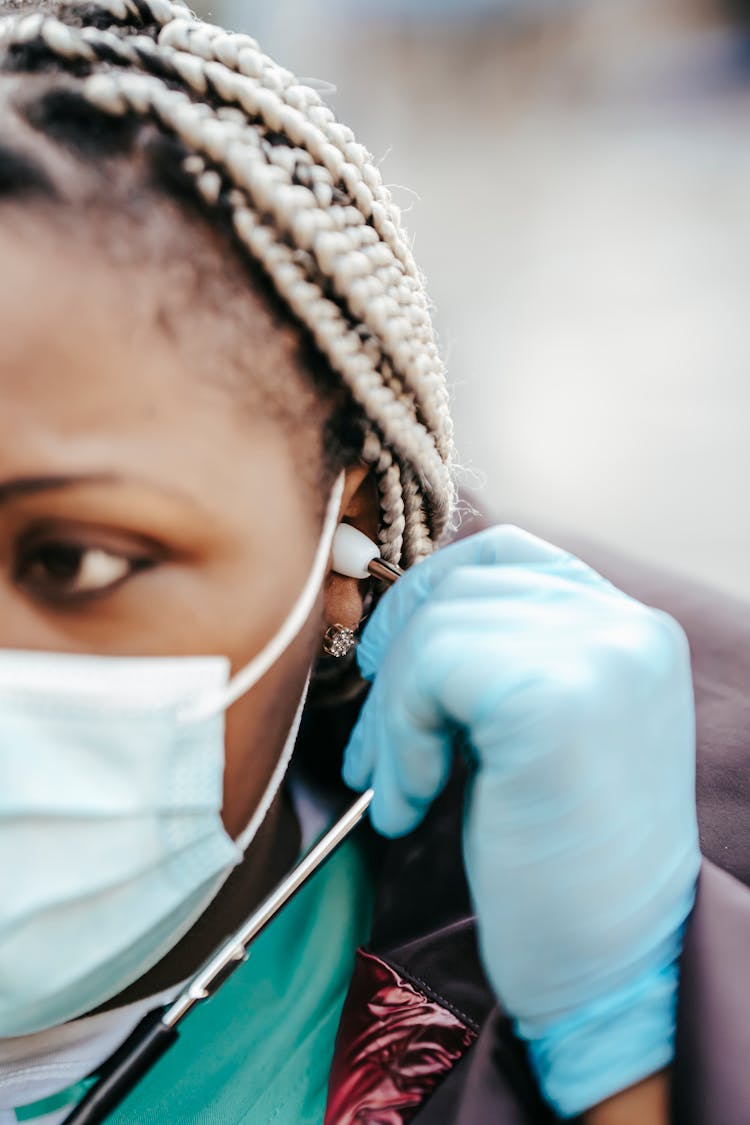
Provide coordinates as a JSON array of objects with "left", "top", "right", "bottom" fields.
[{"left": 196, "top": 0, "right": 750, "bottom": 600}]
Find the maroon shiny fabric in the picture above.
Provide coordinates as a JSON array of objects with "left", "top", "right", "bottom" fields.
[{"left": 325, "top": 949, "right": 476, "bottom": 1125}]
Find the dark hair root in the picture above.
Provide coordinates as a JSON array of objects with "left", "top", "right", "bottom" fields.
[
  {"left": 0, "top": 140, "right": 57, "bottom": 199},
  {"left": 22, "top": 86, "right": 140, "bottom": 157}
]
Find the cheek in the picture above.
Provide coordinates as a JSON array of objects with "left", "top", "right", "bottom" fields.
[{"left": 220, "top": 614, "right": 322, "bottom": 839}]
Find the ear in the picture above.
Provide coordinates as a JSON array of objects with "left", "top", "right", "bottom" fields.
[{"left": 324, "top": 464, "right": 379, "bottom": 631}]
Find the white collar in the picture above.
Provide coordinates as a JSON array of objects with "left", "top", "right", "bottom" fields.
[{"left": 0, "top": 982, "right": 182, "bottom": 1124}]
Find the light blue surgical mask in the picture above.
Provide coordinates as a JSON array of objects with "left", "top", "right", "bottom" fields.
[{"left": 0, "top": 476, "right": 344, "bottom": 1039}]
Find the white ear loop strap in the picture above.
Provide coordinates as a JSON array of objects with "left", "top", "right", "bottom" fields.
[
  {"left": 180, "top": 472, "right": 346, "bottom": 723},
  {"left": 233, "top": 672, "right": 311, "bottom": 852}
]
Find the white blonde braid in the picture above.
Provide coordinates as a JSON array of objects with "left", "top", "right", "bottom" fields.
[{"left": 0, "top": 0, "right": 456, "bottom": 564}]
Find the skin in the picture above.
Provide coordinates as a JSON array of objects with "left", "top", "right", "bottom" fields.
[
  {"left": 0, "top": 213, "right": 666, "bottom": 1122},
  {"left": 585, "top": 1073, "right": 669, "bottom": 1125},
  {"left": 0, "top": 212, "right": 376, "bottom": 998}
]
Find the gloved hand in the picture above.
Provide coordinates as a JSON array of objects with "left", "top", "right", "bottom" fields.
[{"left": 343, "top": 526, "right": 700, "bottom": 1118}]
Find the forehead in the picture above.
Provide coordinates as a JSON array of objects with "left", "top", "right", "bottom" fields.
[{"left": 0, "top": 217, "right": 317, "bottom": 538}]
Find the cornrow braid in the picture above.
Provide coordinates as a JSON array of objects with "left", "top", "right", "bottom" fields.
[{"left": 0, "top": 0, "right": 456, "bottom": 565}]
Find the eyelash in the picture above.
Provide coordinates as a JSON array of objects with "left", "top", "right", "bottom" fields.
[{"left": 13, "top": 534, "right": 157, "bottom": 606}]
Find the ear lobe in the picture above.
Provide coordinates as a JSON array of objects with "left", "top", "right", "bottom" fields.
[{"left": 323, "top": 569, "right": 367, "bottom": 634}]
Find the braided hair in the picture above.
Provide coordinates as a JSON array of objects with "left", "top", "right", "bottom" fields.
[{"left": 0, "top": 0, "right": 456, "bottom": 567}]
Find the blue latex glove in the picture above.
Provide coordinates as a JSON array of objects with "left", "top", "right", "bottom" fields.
[{"left": 343, "top": 526, "right": 700, "bottom": 1117}]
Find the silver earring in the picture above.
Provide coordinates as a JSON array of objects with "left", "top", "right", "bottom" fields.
[{"left": 322, "top": 624, "right": 358, "bottom": 659}]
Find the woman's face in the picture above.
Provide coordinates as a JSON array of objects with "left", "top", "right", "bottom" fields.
[{"left": 0, "top": 216, "right": 366, "bottom": 839}]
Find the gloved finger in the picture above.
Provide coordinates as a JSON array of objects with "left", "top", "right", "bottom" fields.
[
  {"left": 368, "top": 740, "right": 439, "bottom": 838},
  {"left": 369, "top": 700, "right": 455, "bottom": 837},
  {"left": 358, "top": 526, "right": 584, "bottom": 682},
  {"left": 348, "top": 587, "right": 544, "bottom": 799},
  {"left": 341, "top": 690, "right": 379, "bottom": 792},
  {"left": 346, "top": 619, "right": 528, "bottom": 836},
  {"left": 342, "top": 668, "right": 454, "bottom": 815},
  {"left": 420, "top": 563, "right": 618, "bottom": 615}
]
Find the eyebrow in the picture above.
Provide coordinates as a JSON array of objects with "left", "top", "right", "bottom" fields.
[{"left": 0, "top": 473, "right": 122, "bottom": 507}]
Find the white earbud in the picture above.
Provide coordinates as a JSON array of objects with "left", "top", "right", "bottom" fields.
[
  {"left": 332, "top": 524, "right": 403, "bottom": 585},
  {"left": 332, "top": 524, "right": 379, "bottom": 579}
]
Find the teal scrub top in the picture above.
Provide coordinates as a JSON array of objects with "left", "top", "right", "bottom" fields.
[{"left": 19, "top": 835, "right": 373, "bottom": 1125}]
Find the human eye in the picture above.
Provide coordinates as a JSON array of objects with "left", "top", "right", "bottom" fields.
[{"left": 13, "top": 527, "right": 157, "bottom": 605}]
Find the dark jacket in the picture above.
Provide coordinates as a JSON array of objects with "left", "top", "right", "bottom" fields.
[{"left": 322, "top": 526, "right": 750, "bottom": 1124}]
